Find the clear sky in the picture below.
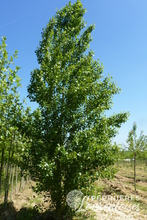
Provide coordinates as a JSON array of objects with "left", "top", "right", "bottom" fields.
[{"left": 0, "top": 0, "right": 147, "bottom": 146}]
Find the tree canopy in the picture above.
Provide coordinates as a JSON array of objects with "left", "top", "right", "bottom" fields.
[{"left": 27, "top": 1, "right": 128, "bottom": 218}]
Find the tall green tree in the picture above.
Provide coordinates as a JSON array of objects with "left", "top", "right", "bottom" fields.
[
  {"left": 27, "top": 1, "right": 128, "bottom": 218},
  {"left": 127, "top": 122, "right": 147, "bottom": 192},
  {"left": 0, "top": 36, "right": 22, "bottom": 201}
]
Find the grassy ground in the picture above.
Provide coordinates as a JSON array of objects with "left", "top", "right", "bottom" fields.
[
  {"left": 74, "top": 160, "right": 147, "bottom": 219},
  {"left": 114, "top": 160, "right": 147, "bottom": 215},
  {"left": 0, "top": 160, "right": 146, "bottom": 219}
]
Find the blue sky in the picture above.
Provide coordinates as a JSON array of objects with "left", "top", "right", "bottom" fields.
[{"left": 0, "top": 0, "right": 147, "bottom": 145}]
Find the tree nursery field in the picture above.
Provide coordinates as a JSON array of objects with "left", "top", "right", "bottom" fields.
[{"left": 0, "top": 160, "right": 146, "bottom": 220}]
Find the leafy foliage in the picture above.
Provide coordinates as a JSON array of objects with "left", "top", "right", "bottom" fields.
[
  {"left": 0, "top": 37, "right": 31, "bottom": 203},
  {"left": 126, "top": 122, "right": 147, "bottom": 192},
  {"left": 127, "top": 122, "right": 147, "bottom": 158},
  {"left": 27, "top": 1, "right": 128, "bottom": 218}
]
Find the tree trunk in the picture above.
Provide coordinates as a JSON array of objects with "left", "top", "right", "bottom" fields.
[
  {"left": 134, "top": 153, "right": 136, "bottom": 193},
  {"left": 0, "top": 147, "right": 5, "bottom": 195},
  {"left": 9, "top": 164, "right": 12, "bottom": 186},
  {"left": 55, "top": 159, "right": 63, "bottom": 220},
  {"left": 15, "top": 166, "right": 18, "bottom": 194},
  {"left": 11, "top": 165, "right": 15, "bottom": 199},
  {"left": 22, "top": 176, "right": 25, "bottom": 190},
  {"left": 19, "top": 170, "right": 23, "bottom": 192},
  {"left": 4, "top": 140, "right": 13, "bottom": 204},
  {"left": 4, "top": 161, "right": 10, "bottom": 204}
]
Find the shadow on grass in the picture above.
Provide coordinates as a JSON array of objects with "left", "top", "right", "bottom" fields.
[{"left": 0, "top": 202, "right": 56, "bottom": 220}]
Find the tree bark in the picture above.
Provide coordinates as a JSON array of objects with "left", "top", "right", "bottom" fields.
[
  {"left": 4, "top": 161, "right": 10, "bottom": 204},
  {"left": 0, "top": 147, "right": 5, "bottom": 195},
  {"left": 4, "top": 139, "right": 13, "bottom": 204},
  {"left": 15, "top": 166, "right": 18, "bottom": 194},
  {"left": 11, "top": 165, "right": 15, "bottom": 199},
  {"left": 134, "top": 153, "right": 136, "bottom": 193}
]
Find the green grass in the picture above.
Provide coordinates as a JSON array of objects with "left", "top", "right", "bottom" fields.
[
  {"left": 29, "top": 195, "right": 42, "bottom": 205},
  {"left": 136, "top": 184, "right": 147, "bottom": 192}
]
